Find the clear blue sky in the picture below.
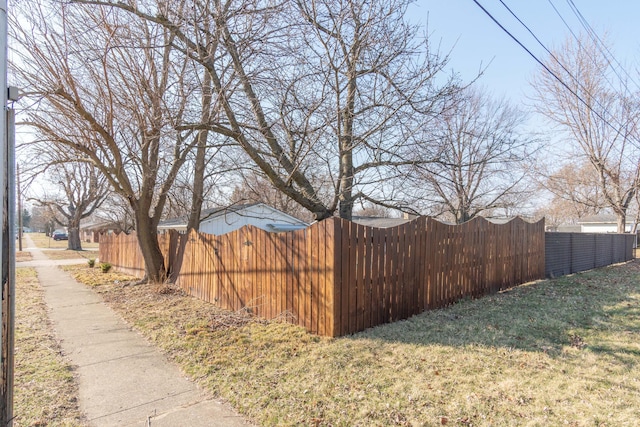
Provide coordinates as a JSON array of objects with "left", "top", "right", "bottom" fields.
[{"left": 412, "top": 0, "right": 640, "bottom": 103}]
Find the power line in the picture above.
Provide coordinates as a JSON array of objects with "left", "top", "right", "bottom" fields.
[
  {"left": 547, "top": 0, "right": 636, "bottom": 96},
  {"left": 497, "top": 0, "right": 592, "bottom": 97},
  {"left": 469, "top": 0, "right": 622, "bottom": 137},
  {"left": 564, "top": 0, "right": 640, "bottom": 93},
  {"left": 495, "top": 0, "right": 633, "bottom": 138}
]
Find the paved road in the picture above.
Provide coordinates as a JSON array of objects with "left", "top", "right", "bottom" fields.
[{"left": 20, "top": 235, "right": 252, "bottom": 427}]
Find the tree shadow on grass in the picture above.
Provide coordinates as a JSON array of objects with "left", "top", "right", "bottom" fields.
[{"left": 353, "top": 260, "right": 640, "bottom": 366}]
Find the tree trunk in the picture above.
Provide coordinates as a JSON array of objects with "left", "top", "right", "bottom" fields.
[
  {"left": 134, "top": 212, "right": 166, "bottom": 283},
  {"left": 338, "top": 149, "right": 354, "bottom": 221},
  {"left": 615, "top": 210, "right": 626, "bottom": 233},
  {"left": 67, "top": 220, "right": 82, "bottom": 250},
  {"left": 456, "top": 211, "right": 471, "bottom": 224},
  {"left": 186, "top": 71, "right": 211, "bottom": 232},
  {"left": 338, "top": 63, "right": 358, "bottom": 221},
  {"left": 187, "top": 131, "right": 206, "bottom": 232}
]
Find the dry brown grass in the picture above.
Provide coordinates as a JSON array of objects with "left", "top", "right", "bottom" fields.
[
  {"left": 42, "top": 250, "right": 99, "bottom": 261},
  {"left": 16, "top": 251, "right": 32, "bottom": 262},
  {"left": 14, "top": 267, "right": 87, "bottom": 426},
  {"left": 28, "top": 233, "right": 99, "bottom": 250},
  {"left": 63, "top": 261, "right": 640, "bottom": 426}
]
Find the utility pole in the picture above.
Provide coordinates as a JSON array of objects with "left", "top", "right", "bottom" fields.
[
  {"left": 15, "top": 164, "right": 20, "bottom": 252},
  {"left": 0, "top": 1, "right": 15, "bottom": 424},
  {"left": 1, "top": 103, "right": 15, "bottom": 427}
]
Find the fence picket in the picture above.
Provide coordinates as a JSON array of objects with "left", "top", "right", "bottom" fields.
[
  {"left": 338, "top": 219, "right": 349, "bottom": 336},
  {"left": 371, "top": 227, "right": 382, "bottom": 328},
  {"left": 362, "top": 226, "right": 372, "bottom": 331}
]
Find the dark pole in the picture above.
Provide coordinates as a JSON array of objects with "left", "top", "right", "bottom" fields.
[
  {"left": 1, "top": 105, "right": 15, "bottom": 427},
  {"left": 16, "top": 164, "right": 20, "bottom": 252},
  {"left": 0, "top": 0, "right": 13, "bottom": 424}
]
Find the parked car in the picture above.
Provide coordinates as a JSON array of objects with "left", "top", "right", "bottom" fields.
[{"left": 52, "top": 230, "right": 68, "bottom": 241}]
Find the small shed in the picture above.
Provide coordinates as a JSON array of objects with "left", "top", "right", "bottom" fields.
[{"left": 158, "top": 203, "right": 308, "bottom": 235}]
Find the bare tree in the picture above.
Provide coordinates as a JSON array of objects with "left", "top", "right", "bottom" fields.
[
  {"left": 33, "top": 162, "right": 109, "bottom": 250},
  {"left": 28, "top": 205, "right": 56, "bottom": 235},
  {"left": 535, "top": 162, "right": 603, "bottom": 228},
  {"left": 353, "top": 202, "right": 392, "bottom": 218},
  {"left": 181, "top": 69, "right": 236, "bottom": 231},
  {"left": 12, "top": 1, "right": 205, "bottom": 281},
  {"left": 229, "top": 171, "right": 314, "bottom": 222},
  {"left": 164, "top": 141, "right": 236, "bottom": 223},
  {"left": 75, "top": 0, "right": 459, "bottom": 220},
  {"left": 532, "top": 35, "right": 640, "bottom": 232},
  {"left": 95, "top": 193, "right": 136, "bottom": 234},
  {"left": 404, "top": 87, "right": 535, "bottom": 224}
]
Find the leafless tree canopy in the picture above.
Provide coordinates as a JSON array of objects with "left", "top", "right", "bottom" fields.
[
  {"left": 12, "top": 1, "right": 207, "bottom": 281},
  {"left": 534, "top": 162, "right": 603, "bottom": 228},
  {"left": 73, "top": 0, "right": 460, "bottom": 220},
  {"left": 32, "top": 162, "right": 110, "bottom": 250},
  {"left": 401, "top": 87, "right": 535, "bottom": 223},
  {"left": 532, "top": 34, "right": 640, "bottom": 232},
  {"left": 12, "top": 0, "right": 543, "bottom": 281},
  {"left": 229, "top": 171, "right": 315, "bottom": 223},
  {"left": 95, "top": 193, "right": 137, "bottom": 234}
]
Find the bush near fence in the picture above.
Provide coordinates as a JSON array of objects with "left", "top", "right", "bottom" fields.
[{"left": 99, "top": 216, "right": 545, "bottom": 337}]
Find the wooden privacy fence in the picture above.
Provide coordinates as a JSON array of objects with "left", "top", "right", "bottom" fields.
[{"left": 99, "top": 216, "right": 545, "bottom": 337}]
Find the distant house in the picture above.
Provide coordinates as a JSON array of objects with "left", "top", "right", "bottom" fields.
[
  {"left": 79, "top": 220, "right": 127, "bottom": 243},
  {"left": 158, "top": 203, "right": 308, "bottom": 235},
  {"left": 554, "top": 224, "right": 582, "bottom": 233},
  {"left": 577, "top": 214, "right": 633, "bottom": 233}
]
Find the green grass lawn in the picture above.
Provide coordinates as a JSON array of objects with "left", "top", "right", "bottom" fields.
[
  {"left": 63, "top": 261, "right": 640, "bottom": 426},
  {"left": 14, "top": 267, "right": 87, "bottom": 426}
]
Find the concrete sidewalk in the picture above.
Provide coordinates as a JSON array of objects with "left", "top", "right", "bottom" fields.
[{"left": 22, "top": 235, "right": 252, "bottom": 426}]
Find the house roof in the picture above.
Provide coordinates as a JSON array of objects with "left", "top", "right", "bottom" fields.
[
  {"left": 555, "top": 224, "right": 582, "bottom": 233},
  {"left": 200, "top": 203, "right": 260, "bottom": 222},
  {"left": 578, "top": 214, "right": 619, "bottom": 224},
  {"left": 158, "top": 203, "right": 308, "bottom": 229},
  {"left": 79, "top": 220, "right": 122, "bottom": 231}
]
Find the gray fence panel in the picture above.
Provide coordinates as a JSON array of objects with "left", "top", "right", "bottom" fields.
[
  {"left": 594, "top": 234, "right": 612, "bottom": 269},
  {"left": 545, "top": 232, "right": 634, "bottom": 278},
  {"left": 571, "top": 233, "right": 595, "bottom": 273},
  {"left": 545, "top": 233, "right": 572, "bottom": 278}
]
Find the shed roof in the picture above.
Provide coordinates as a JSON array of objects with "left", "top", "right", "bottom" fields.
[
  {"left": 158, "top": 203, "right": 307, "bottom": 229},
  {"left": 578, "top": 214, "right": 619, "bottom": 224}
]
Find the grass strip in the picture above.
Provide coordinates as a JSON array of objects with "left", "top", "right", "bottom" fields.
[
  {"left": 28, "top": 233, "right": 99, "bottom": 250},
  {"left": 16, "top": 251, "right": 32, "bottom": 262},
  {"left": 41, "top": 250, "right": 99, "bottom": 261},
  {"left": 14, "top": 267, "right": 87, "bottom": 426},
  {"left": 63, "top": 261, "right": 640, "bottom": 426}
]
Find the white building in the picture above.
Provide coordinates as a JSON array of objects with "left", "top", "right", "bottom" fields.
[
  {"left": 158, "top": 203, "right": 308, "bottom": 235},
  {"left": 577, "top": 214, "right": 633, "bottom": 233}
]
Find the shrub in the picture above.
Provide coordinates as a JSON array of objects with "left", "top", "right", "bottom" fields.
[
  {"left": 99, "top": 262, "right": 111, "bottom": 273},
  {"left": 87, "top": 258, "right": 96, "bottom": 268}
]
